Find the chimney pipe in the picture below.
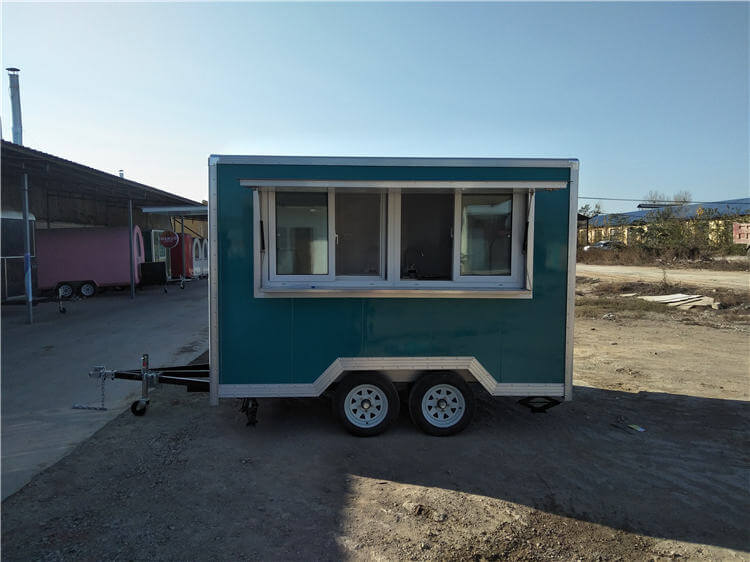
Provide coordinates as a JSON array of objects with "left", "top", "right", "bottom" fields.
[
  {"left": 6, "top": 67, "right": 22, "bottom": 145},
  {"left": 119, "top": 170, "right": 125, "bottom": 178}
]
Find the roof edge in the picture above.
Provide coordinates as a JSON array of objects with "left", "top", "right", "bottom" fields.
[{"left": 209, "top": 155, "right": 579, "bottom": 168}]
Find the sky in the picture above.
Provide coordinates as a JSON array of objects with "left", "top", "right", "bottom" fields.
[{"left": 1, "top": 1, "right": 748, "bottom": 213}]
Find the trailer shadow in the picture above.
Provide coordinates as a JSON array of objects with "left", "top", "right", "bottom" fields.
[
  {"left": 2, "top": 382, "right": 748, "bottom": 560},
  {"left": 248, "top": 384, "right": 749, "bottom": 554}
]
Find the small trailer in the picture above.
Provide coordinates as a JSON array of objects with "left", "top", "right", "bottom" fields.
[
  {"left": 37, "top": 226, "right": 145, "bottom": 297},
  {"left": 93, "top": 156, "right": 578, "bottom": 436}
]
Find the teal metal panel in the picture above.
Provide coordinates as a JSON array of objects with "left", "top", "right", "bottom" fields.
[{"left": 217, "top": 163, "right": 571, "bottom": 386}]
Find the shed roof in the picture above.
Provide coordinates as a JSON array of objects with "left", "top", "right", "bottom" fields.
[
  {"left": 589, "top": 198, "right": 750, "bottom": 227},
  {"left": 1, "top": 140, "right": 201, "bottom": 207}
]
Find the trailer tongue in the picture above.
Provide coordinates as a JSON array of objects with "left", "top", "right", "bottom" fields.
[{"left": 84, "top": 354, "right": 209, "bottom": 415}]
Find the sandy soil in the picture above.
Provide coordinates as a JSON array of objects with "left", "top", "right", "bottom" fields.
[
  {"left": 2, "top": 290, "right": 749, "bottom": 560},
  {"left": 576, "top": 263, "right": 749, "bottom": 291}
]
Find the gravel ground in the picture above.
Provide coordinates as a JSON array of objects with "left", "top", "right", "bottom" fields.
[{"left": 2, "top": 290, "right": 748, "bottom": 561}]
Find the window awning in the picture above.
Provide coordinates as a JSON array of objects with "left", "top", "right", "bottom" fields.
[
  {"left": 240, "top": 180, "right": 567, "bottom": 190},
  {"left": 141, "top": 205, "right": 208, "bottom": 217}
]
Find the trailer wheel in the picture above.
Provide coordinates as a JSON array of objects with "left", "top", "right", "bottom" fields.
[
  {"left": 409, "top": 372, "right": 475, "bottom": 436},
  {"left": 130, "top": 400, "right": 148, "bottom": 416},
  {"left": 57, "top": 283, "right": 74, "bottom": 299},
  {"left": 79, "top": 282, "right": 96, "bottom": 297},
  {"left": 334, "top": 373, "right": 399, "bottom": 437}
]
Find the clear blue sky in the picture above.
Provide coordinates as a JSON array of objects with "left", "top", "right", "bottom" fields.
[{"left": 2, "top": 2, "right": 748, "bottom": 212}]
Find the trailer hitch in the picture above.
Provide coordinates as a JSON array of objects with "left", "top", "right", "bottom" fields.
[{"left": 77, "top": 353, "right": 210, "bottom": 415}]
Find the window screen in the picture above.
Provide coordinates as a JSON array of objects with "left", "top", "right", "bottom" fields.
[
  {"left": 400, "top": 193, "right": 453, "bottom": 280},
  {"left": 335, "top": 192, "right": 383, "bottom": 276},
  {"left": 460, "top": 194, "right": 512, "bottom": 276},
  {"left": 275, "top": 192, "right": 328, "bottom": 275}
]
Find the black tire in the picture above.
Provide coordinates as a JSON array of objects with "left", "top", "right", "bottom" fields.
[
  {"left": 131, "top": 400, "right": 148, "bottom": 416},
  {"left": 57, "top": 283, "right": 74, "bottom": 299},
  {"left": 409, "top": 372, "right": 475, "bottom": 436},
  {"left": 79, "top": 282, "right": 96, "bottom": 297},
  {"left": 334, "top": 373, "right": 399, "bottom": 437}
]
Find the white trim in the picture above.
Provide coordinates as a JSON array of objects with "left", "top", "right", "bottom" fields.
[
  {"left": 255, "top": 287, "right": 533, "bottom": 299},
  {"left": 242, "top": 179, "right": 567, "bottom": 190},
  {"left": 564, "top": 168, "right": 578, "bottom": 401},
  {"left": 208, "top": 161, "right": 220, "bottom": 406},
  {"left": 525, "top": 191, "right": 535, "bottom": 291},
  {"left": 213, "top": 155, "right": 579, "bottom": 168},
  {"left": 217, "top": 356, "right": 564, "bottom": 398}
]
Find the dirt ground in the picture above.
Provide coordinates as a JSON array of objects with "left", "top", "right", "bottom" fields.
[
  {"left": 576, "top": 263, "right": 749, "bottom": 291},
  {"left": 2, "top": 281, "right": 749, "bottom": 561}
]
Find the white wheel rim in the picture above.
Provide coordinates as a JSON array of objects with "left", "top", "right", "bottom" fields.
[
  {"left": 58, "top": 285, "right": 73, "bottom": 298},
  {"left": 421, "top": 384, "right": 466, "bottom": 428},
  {"left": 81, "top": 284, "right": 95, "bottom": 297},
  {"left": 344, "top": 384, "right": 389, "bottom": 428}
]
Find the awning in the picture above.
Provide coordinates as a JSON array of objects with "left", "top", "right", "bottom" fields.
[{"left": 141, "top": 205, "right": 208, "bottom": 219}]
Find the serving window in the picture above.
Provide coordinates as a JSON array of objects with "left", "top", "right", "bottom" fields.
[{"left": 254, "top": 185, "right": 538, "bottom": 297}]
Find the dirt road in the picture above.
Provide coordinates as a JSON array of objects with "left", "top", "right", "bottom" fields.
[
  {"left": 2, "top": 299, "right": 748, "bottom": 560},
  {"left": 577, "top": 263, "right": 749, "bottom": 291},
  {"left": 1, "top": 280, "right": 208, "bottom": 500}
]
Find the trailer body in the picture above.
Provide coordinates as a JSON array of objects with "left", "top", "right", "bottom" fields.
[
  {"left": 36, "top": 226, "right": 144, "bottom": 290},
  {"left": 209, "top": 156, "right": 577, "bottom": 416},
  {"left": 169, "top": 233, "right": 194, "bottom": 278}
]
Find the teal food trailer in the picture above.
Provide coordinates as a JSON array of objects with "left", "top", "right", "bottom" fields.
[{"left": 206, "top": 156, "right": 578, "bottom": 436}]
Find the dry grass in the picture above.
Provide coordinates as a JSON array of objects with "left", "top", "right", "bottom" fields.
[
  {"left": 577, "top": 247, "right": 749, "bottom": 271},
  {"left": 575, "top": 278, "right": 750, "bottom": 327}
]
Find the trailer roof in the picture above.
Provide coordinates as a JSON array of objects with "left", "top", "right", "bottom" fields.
[{"left": 210, "top": 155, "right": 579, "bottom": 168}]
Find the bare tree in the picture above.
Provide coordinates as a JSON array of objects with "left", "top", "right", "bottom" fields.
[
  {"left": 672, "top": 190, "right": 692, "bottom": 205},
  {"left": 644, "top": 190, "right": 667, "bottom": 204}
]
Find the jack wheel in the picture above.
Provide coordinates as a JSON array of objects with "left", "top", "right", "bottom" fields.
[{"left": 130, "top": 400, "right": 148, "bottom": 416}]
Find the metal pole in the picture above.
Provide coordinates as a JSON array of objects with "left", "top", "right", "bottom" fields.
[
  {"left": 22, "top": 172, "right": 33, "bottom": 324},
  {"left": 180, "top": 217, "right": 185, "bottom": 287},
  {"left": 128, "top": 199, "right": 135, "bottom": 299}
]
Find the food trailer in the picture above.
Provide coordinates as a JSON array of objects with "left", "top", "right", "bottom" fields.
[
  {"left": 90, "top": 156, "right": 577, "bottom": 436},
  {"left": 36, "top": 226, "right": 144, "bottom": 297},
  {"left": 206, "top": 155, "right": 578, "bottom": 435}
]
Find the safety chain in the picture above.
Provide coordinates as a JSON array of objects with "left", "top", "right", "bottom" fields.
[{"left": 72, "top": 366, "right": 114, "bottom": 411}]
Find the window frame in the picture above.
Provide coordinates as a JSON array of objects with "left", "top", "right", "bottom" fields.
[
  {"left": 267, "top": 188, "right": 335, "bottom": 283},
  {"left": 255, "top": 186, "right": 536, "bottom": 297},
  {"left": 334, "top": 190, "right": 388, "bottom": 282},
  {"left": 453, "top": 190, "right": 526, "bottom": 287}
]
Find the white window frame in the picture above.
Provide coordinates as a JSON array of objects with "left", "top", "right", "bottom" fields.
[
  {"left": 267, "top": 188, "right": 335, "bottom": 283},
  {"left": 254, "top": 186, "right": 537, "bottom": 298},
  {"left": 334, "top": 190, "right": 387, "bottom": 282},
  {"left": 453, "top": 191, "right": 525, "bottom": 287}
]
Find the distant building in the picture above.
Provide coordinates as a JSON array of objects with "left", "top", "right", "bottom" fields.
[
  {"left": 579, "top": 197, "right": 749, "bottom": 246},
  {"left": 588, "top": 198, "right": 750, "bottom": 228}
]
